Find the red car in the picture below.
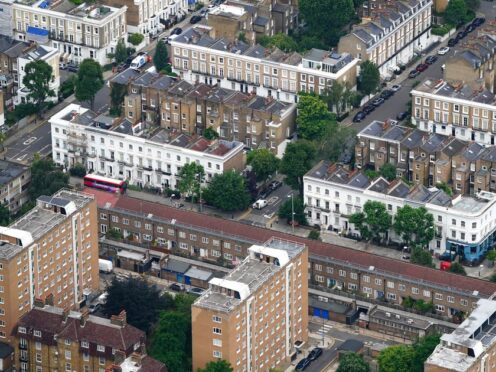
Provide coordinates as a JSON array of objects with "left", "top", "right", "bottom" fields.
[{"left": 416, "top": 63, "right": 428, "bottom": 72}]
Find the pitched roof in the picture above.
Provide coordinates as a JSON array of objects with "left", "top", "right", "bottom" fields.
[{"left": 87, "top": 188, "right": 496, "bottom": 298}]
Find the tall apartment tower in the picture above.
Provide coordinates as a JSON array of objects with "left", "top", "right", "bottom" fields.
[
  {"left": 192, "top": 238, "right": 308, "bottom": 372},
  {"left": 0, "top": 189, "right": 99, "bottom": 344}
]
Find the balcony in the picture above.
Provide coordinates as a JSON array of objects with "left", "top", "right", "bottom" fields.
[
  {"left": 19, "top": 354, "right": 28, "bottom": 362},
  {"left": 19, "top": 343, "right": 27, "bottom": 349}
]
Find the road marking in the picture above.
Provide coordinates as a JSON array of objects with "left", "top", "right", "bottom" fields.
[
  {"left": 16, "top": 154, "right": 27, "bottom": 162},
  {"left": 268, "top": 196, "right": 279, "bottom": 205},
  {"left": 23, "top": 137, "right": 37, "bottom": 146}
]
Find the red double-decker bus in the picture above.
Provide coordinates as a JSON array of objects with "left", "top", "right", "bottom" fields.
[{"left": 83, "top": 174, "right": 126, "bottom": 194}]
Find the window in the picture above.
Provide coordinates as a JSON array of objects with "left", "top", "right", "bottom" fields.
[
  {"left": 34, "top": 330, "right": 41, "bottom": 337},
  {"left": 212, "top": 315, "right": 222, "bottom": 323},
  {"left": 213, "top": 350, "right": 222, "bottom": 358},
  {"left": 18, "top": 326, "right": 26, "bottom": 334},
  {"left": 447, "top": 296, "right": 454, "bottom": 303},
  {"left": 213, "top": 327, "right": 222, "bottom": 335},
  {"left": 65, "top": 350, "right": 71, "bottom": 359},
  {"left": 435, "top": 304, "right": 445, "bottom": 312},
  {"left": 412, "top": 287, "right": 419, "bottom": 294},
  {"left": 97, "top": 344, "right": 105, "bottom": 352},
  {"left": 213, "top": 339, "right": 222, "bottom": 347},
  {"left": 339, "top": 270, "right": 346, "bottom": 277},
  {"left": 81, "top": 341, "right": 89, "bottom": 348}
]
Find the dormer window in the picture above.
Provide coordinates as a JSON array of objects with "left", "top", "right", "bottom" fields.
[{"left": 34, "top": 330, "right": 41, "bottom": 337}]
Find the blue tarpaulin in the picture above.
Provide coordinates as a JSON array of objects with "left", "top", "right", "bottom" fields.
[{"left": 27, "top": 26, "right": 49, "bottom": 36}]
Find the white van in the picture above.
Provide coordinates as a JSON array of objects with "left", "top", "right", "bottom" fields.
[{"left": 252, "top": 199, "right": 268, "bottom": 209}]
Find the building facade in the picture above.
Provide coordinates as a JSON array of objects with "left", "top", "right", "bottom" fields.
[
  {"left": 0, "top": 36, "right": 30, "bottom": 109},
  {"left": 192, "top": 239, "right": 308, "bottom": 372},
  {"left": 411, "top": 79, "right": 496, "bottom": 146},
  {"left": 0, "top": 160, "right": 30, "bottom": 215},
  {"left": 50, "top": 103, "right": 245, "bottom": 189},
  {"left": 10, "top": 0, "right": 127, "bottom": 65},
  {"left": 12, "top": 305, "right": 167, "bottom": 372},
  {"left": 0, "top": 189, "right": 99, "bottom": 344},
  {"left": 303, "top": 161, "right": 496, "bottom": 262},
  {"left": 87, "top": 187, "right": 496, "bottom": 321},
  {"left": 170, "top": 26, "right": 358, "bottom": 104},
  {"left": 111, "top": 69, "right": 297, "bottom": 154},
  {"left": 338, "top": 0, "right": 433, "bottom": 77}
]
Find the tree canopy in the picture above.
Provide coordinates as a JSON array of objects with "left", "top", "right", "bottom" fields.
[
  {"left": 22, "top": 60, "right": 55, "bottom": 112},
  {"left": 258, "top": 33, "right": 298, "bottom": 52},
  {"left": 29, "top": 157, "right": 69, "bottom": 201},
  {"left": 247, "top": 149, "right": 280, "bottom": 182},
  {"left": 336, "top": 352, "right": 370, "bottom": 372},
  {"left": 358, "top": 61, "right": 380, "bottom": 95},
  {"left": 297, "top": 94, "right": 335, "bottom": 141},
  {"left": 280, "top": 140, "right": 316, "bottom": 194},
  {"left": 349, "top": 200, "right": 392, "bottom": 243},
  {"left": 75, "top": 59, "right": 104, "bottom": 109},
  {"left": 203, "top": 171, "right": 251, "bottom": 212},
  {"left": 449, "top": 262, "right": 467, "bottom": 275},
  {"left": 114, "top": 39, "right": 127, "bottom": 64},
  {"left": 410, "top": 246, "right": 434, "bottom": 267},
  {"left": 444, "top": 0, "right": 470, "bottom": 25},
  {"left": 393, "top": 205, "right": 435, "bottom": 247},
  {"left": 379, "top": 163, "right": 397, "bottom": 181},
  {"left": 299, "top": 0, "right": 354, "bottom": 45},
  {"left": 110, "top": 82, "right": 127, "bottom": 116},
  {"left": 102, "top": 276, "right": 174, "bottom": 333},
  {"left": 197, "top": 360, "right": 234, "bottom": 372},
  {"left": 278, "top": 196, "right": 307, "bottom": 225},
  {"left": 177, "top": 162, "right": 204, "bottom": 202},
  {"left": 128, "top": 33, "right": 145, "bottom": 46},
  {"left": 0, "top": 204, "right": 10, "bottom": 226},
  {"left": 154, "top": 39, "right": 169, "bottom": 72}
]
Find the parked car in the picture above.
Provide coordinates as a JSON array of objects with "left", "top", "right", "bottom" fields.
[
  {"left": 396, "top": 111, "right": 409, "bottom": 121},
  {"left": 456, "top": 31, "right": 465, "bottom": 40},
  {"left": 295, "top": 358, "right": 311, "bottom": 371},
  {"left": 362, "top": 105, "right": 375, "bottom": 114},
  {"left": 402, "top": 255, "right": 411, "bottom": 260},
  {"left": 169, "top": 283, "right": 185, "bottom": 292},
  {"left": 438, "top": 46, "right": 450, "bottom": 55},
  {"left": 390, "top": 84, "right": 402, "bottom": 92},
  {"left": 252, "top": 199, "right": 268, "bottom": 209},
  {"left": 258, "top": 188, "right": 271, "bottom": 199},
  {"left": 447, "top": 38, "right": 457, "bottom": 47},
  {"left": 171, "top": 27, "right": 182, "bottom": 35},
  {"left": 116, "top": 62, "right": 127, "bottom": 72},
  {"left": 59, "top": 62, "right": 67, "bottom": 70},
  {"left": 187, "top": 287, "right": 205, "bottom": 296},
  {"left": 380, "top": 89, "right": 394, "bottom": 99},
  {"left": 190, "top": 15, "right": 202, "bottom": 24},
  {"left": 308, "top": 347, "right": 323, "bottom": 361},
  {"left": 425, "top": 55, "right": 438, "bottom": 65},
  {"left": 416, "top": 63, "right": 428, "bottom": 72},
  {"left": 408, "top": 70, "right": 420, "bottom": 79},
  {"left": 89, "top": 303, "right": 101, "bottom": 314},
  {"left": 473, "top": 17, "right": 485, "bottom": 27},
  {"left": 352, "top": 111, "right": 366, "bottom": 123},
  {"left": 372, "top": 97, "right": 385, "bottom": 107},
  {"left": 67, "top": 63, "right": 78, "bottom": 73},
  {"left": 269, "top": 180, "right": 282, "bottom": 190}
]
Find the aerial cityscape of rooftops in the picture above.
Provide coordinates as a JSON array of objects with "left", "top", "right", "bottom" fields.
[{"left": 0, "top": 0, "right": 495, "bottom": 370}]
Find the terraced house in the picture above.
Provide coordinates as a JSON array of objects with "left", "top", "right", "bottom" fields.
[
  {"left": 170, "top": 26, "right": 358, "bottom": 104},
  {"left": 111, "top": 69, "right": 296, "bottom": 154},
  {"left": 338, "top": 0, "right": 433, "bottom": 78},
  {"left": 7, "top": 0, "right": 127, "bottom": 65}
]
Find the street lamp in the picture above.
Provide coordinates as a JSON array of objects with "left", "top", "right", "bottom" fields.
[
  {"left": 479, "top": 264, "right": 484, "bottom": 277},
  {"left": 288, "top": 193, "right": 295, "bottom": 233}
]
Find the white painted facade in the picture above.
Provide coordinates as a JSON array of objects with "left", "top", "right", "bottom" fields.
[{"left": 127, "top": 0, "right": 188, "bottom": 36}]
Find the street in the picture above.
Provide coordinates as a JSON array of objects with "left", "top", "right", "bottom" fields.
[{"left": 3, "top": 120, "right": 52, "bottom": 163}]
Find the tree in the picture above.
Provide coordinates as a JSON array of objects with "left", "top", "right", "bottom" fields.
[
  {"left": 261, "top": 33, "right": 298, "bottom": 52},
  {"left": 280, "top": 140, "right": 316, "bottom": 194},
  {"left": 247, "top": 149, "right": 280, "bottom": 182},
  {"left": 238, "top": 32, "right": 247, "bottom": 43},
  {"left": 102, "top": 276, "right": 173, "bottom": 333},
  {"left": 203, "top": 171, "right": 251, "bottom": 212},
  {"left": 154, "top": 39, "right": 169, "bottom": 72},
  {"left": 128, "top": 33, "right": 145, "bottom": 46},
  {"left": 278, "top": 197, "right": 307, "bottom": 225},
  {"left": 22, "top": 60, "right": 55, "bottom": 113},
  {"left": 318, "top": 125, "right": 356, "bottom": 163},
  {"left": 197, "top": 360, "right": 234, "bottom": 372},
  {"left": 114, "top": 39, "right": 127, "bottom": 64},
  {"left": 487, "top": 250, "right": 496, "bottom": 266},
  {"left": 308, "top": 230, "right": 320, "bottom": 240},
  {"left": 444, "top": 0, "right": 469, "bottom": 26},
  {"left": 490, "top": 273, "right": 496, "bottom": 282},
  {"left": 69, "top": 163, "right": 86, "bottom": 178},
  {"left": 410, "top": 246, "right": 434, "bottom": 267},
  {"left": 336, "top": 352, "right": 370, "bottom": 372},
  {"left": 299, "top": 0, "right": 354, "bottom": 45},
  {"left": 449, "top": 262, "right": 467, "bottom": 275},
  {"left": 411, "top": 334, "right": 441, "bottom": 372},
  {"left": 436, "top": 182, "right": 453, "bottom": 196},
  {"left": 379, "top": 163, "right": 396, "bottom": 181},
  {"left": 110, "top": 82, "right": 127, "bottom": 116},
  {"left": 177, "top": 162, "right": 204, "bottom": 203},
  {"left": 349, "top": 201, "right": 391, "bottom": 243},
  {"left": 203, "top": 127, "right": 219, "bottom": 140},
  {"left": 393, "top": 205, "right": 435, "bottom": 247},
  {"left": 325, "top": 82, "right": 345, "bottom": 116},
  {"left": 29, "top": 158, "right": 69, "bottom": 201},
  {"left": 0, "top": 204, "right": 10, "bottom": 226},
  {"left": 377, "top": 345, "right": 415, "bottom": 372},
  {"left": 358, "top": 61, "right": 380, "bottom": 95},
  {"left": 75, "top": 59, "right": 104, "bottom": 110},
  {"left": 296, "top": 94, "right": 334, "bottom": 141}
]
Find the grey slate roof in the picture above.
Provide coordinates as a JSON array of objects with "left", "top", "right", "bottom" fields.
[{"left": 163, "top": 258, "right": 190, "bottom": 273}]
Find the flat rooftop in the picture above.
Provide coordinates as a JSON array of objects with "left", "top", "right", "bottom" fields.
[
  {"left": 16, "top": 0, "right": 119, "bottom": 20},
  {"left": 413, "top": 79, "right": 496, "bottom": 105},
  {"left": 370, "top": 308, "right": 432, "bottom": 330},
  {"left": 0, "top": 160, "right": 28, "bottom": 186},
  {"left": 451, "top": 192, "right": 496, "bottom": 214}
]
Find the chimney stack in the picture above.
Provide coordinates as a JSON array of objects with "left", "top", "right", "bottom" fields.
[
  {"left": 34, "top": 298, "right": 44, "bottom": 308},
  {"left": 80, "top": 309, "right": 90, "bottom": 327},
  {"left": 110, "top": 310, "right": 127, "bottom": 327},
  {"left": 62, "top": 307, "right": 70, "bottom": 323}
]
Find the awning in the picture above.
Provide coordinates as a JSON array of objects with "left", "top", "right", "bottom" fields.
[{"left": 26, "top": 26, "right": 49, "bottom": 44}]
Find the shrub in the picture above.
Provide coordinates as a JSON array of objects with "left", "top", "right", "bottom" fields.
[
  {"left": 308, "top": 230, "right": 320, "bottom": 240},
  {"left": 431, "top": 24, "right": 454, "bottom": 36},
  {"left": 69, "top": 163, "right": 86, "bottom": 178},
  {"left": 128, "top": 33, "right": 144, "bottom": 46}
]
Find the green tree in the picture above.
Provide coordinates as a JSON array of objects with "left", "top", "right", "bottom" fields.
[
  {"left": 410, "top": 246, "right": 434, "bottom": 267},
  {"left": 0, "top": 204, "right": 10, "bottom": 226},
  {"left": 436, "top": 182, "right": 453, "bottom": 196},
  {"left": 449, "top": 262, "right": 467, "bottom": 275},
  {"left": 203, "top": 127, "right": 219, "bottom": 140},
  {"left": 308, "top": 230, "right": 320, "bottom": 240},
  {"left": 280, "top": 140, "right": 316, "bottom": 194},
  {"left": 349, "top": 200, "right": 391, "bottom": 243},
  {"left": 177, "top": 162, "right": 204, "bottom": 203},
  {"left": 110, "top": 82, "right": 127, "bottom": 116},
  {"left": 299, "top": 0, "right": 354, "bottom": 45},
  {"left": 247, "top": 149, "right": 280, "bottom": 182},
  {"left": 128, "top": 33, "right": 145, "bottom": 46},
  {"left": 278, "top": 197, "right": 307, "bottom": 225},
  {"left": 444, "top": 0, "right": 469, "bottom": 25},
  {"left": 102, "top": 276, "right": 173, "bottom": 333},
  {"left": 22, "top": 60, "right": 55, "bottom": 113},
  {"left": 75, "top": 59, "right": 104, "bottom": 110},
  {"left": 487, "top": 250, "right": 496, "bottom": 266},
  {"left": 336, "top": 352, "right": 370, "bottom": 372},
  {"left": 69, "top": 163, "right": 86, "bottom": 178},
  {"left": 318, "top": 125, "right": 356, "bottom": 162},
  {"left": 114, "top": 39, "right": 127, "bottom": 63},
  {"left": 379, "top": 163, "right": 396, "bottom": 181},
  {"left": 411, "top": 334, "right": 441, "bottom": 372},
  {"left": 197, "top": 360, "right": 234, "bottom": 372},
  {"left": 238, "top": 32, "right": 247, "bottom": 43},
  {"left": 108, "top": 227, "right": 123, "bottom": 240},
  {"left": 264, "top": 33, "right": 298, "bottom": 52},
  {"left": 29, "top": 158, "right": 69, "bottom": 201},
  {"left": 324, "top": 81, "right": 345, "bottom": 116},
  {"left": 490, "top": 273, "right": 496, "bottom": 282},
  {"left": 358, "top": 61, "right": 380, "bottom": 95},
  {"left": 203, "top": 171, "right": 251, "bottom": 212},
  {"left": 377, "top": 345, "right": 414, "bottom": 372},
  {"left": 393, "top": 205, "right": 435, "bottom": 247},
  {"left": 154, "top": 39, "right": 169, "bottom": 72},
  {"left": 296, "top": 94, "right": 334, "bottom": 141}
]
